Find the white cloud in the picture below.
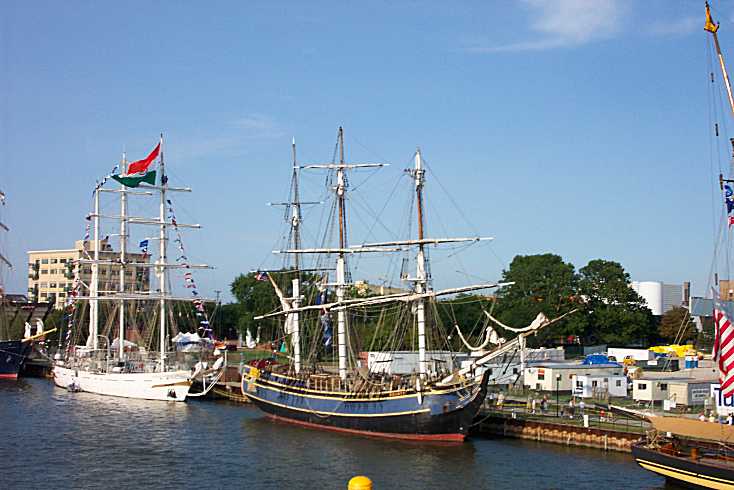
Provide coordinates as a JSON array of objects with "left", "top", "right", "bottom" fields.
[
  {"left": 168, "top": 114, "right": 286, "bottom": 163},
  {"left": 231, "top": 114, "right": 285, "bottom": 139},
  {"left": 467, "top": 0, "right": 625, "bottom": 53}
]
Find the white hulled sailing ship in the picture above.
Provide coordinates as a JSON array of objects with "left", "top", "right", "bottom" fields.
[{"left": 53, "top": 136, "right": 221, "bottom": 401}]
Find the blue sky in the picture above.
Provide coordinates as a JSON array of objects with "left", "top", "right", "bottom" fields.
[{"left": 1, "top": 0, "right": 733, "bottom": 301}]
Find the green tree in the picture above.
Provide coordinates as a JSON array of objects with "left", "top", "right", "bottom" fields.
[
  {"left": 577, "top": 259, "right": 655, "bottom": 345},
  {"left": 230, "top": 272, "right": 280, "bottom": 339},
  {"left": 494, "top": 254, "right": 580, "bottom": 345},
  {"left": 658, "top": 306, "right": 695, "bottom": 343}
]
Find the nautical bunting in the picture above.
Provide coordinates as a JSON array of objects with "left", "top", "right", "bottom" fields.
[{"left": 166, "top": 198, "right": 212, "bottom": 337}]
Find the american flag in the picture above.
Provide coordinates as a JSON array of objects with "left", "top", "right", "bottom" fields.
[{"left": 714, "top": 299, "right": 734, "bottom": 396}]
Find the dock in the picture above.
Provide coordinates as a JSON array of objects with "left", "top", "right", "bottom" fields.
[{"left": 471, "top": 399, "right": 649, "bottom": 452}]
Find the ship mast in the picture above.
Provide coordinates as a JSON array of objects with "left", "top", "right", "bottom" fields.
[
  {"left": 335, "top": 128, "right": 349, "bottom": 381},
  {"left": 413, "top": 148, "right": 429, "bottom": 380},
  {"left": 118, "top": 152, "right": 127, "bottom": 362},
  {"left": 158, "top": 134, "right": 167, "bottom": 368},
  {"left": 706, "top": 2, "right": 734, "bottom": 118},
  {"left": 281, "top": 127, "right": 386, "bottom": 381},
  {"left": 91, "top": 184, "right": 100, "bottom": 351},
  {"left": 291, "top": 139, "right": 302, "bottom": 374}
]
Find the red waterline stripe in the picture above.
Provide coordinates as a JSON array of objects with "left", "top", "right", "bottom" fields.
[
  {"left": 0, "top": 373, "right": 19, "bottom": 380},
  {"left": 265, "top": 413, "right": 466, "bottom": 442}
]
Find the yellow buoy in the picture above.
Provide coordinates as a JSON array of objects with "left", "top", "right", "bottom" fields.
[{"left": 348, "top": 475, "right": 373, "bottom": 490}]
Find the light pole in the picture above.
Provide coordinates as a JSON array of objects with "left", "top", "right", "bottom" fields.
[{"left": 556, "top": 374, "right": 561, "bottom": 418}]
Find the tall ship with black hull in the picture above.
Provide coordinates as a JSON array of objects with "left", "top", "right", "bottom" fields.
[{"left": 242, "top": 128, "right": 509, "bottom": 442}]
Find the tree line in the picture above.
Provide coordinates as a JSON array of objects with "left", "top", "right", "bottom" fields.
[{"left": 216, "top": 254, "right": 700, "bottom": 349}]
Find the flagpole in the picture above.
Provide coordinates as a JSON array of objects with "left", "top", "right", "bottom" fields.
[
  {"left": 158, "top": 133, "right": 167, "bottom": 369},
  {"left": 119, "top": 152, "right": 127, "bottom": 362}
]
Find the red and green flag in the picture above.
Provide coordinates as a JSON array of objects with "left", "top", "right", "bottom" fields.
[{"left": 111, "top": 143, "right": 160, "bottom": 187}]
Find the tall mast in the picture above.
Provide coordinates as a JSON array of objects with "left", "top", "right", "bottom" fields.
[
  {"left": 336, "top": 127, "right": 348, "bottom": 381},
  {"left": 291, "top": 138, "right": 302, "bottom": 374},
  {"left": 414, "top": 148, "right": 428, "bottom": 380},
  {"left": 118, "top": 152, "right": 127, "bottom": 362},
  {"left": 158, "top": 134, "right": 167, "bottom": 368},
  {"left": 90, "top": 185, "right": 100, "bottom": 351},
  {"left": 291, "top": 138, "right": 302, "bottom": 271},
  {"left": 706, "top": 2, "right": 734, "bottom": 118},
  {"left": 281, "top": 128, "right": 386, "bottom": 380}
]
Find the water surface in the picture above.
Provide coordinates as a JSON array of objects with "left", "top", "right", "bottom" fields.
[{"left": 1, "top": 379, "right": 668, "bottom": 489}]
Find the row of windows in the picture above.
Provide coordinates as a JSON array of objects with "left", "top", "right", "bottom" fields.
[
  {"left": 38, "top": 282, "right": 71, "bottom": 289},
  {"left": 575, "top": 380, "right": 624, "bottom": 388},
  {"left": 39, "top": 258, "right": 69, "bottom": 264},
  {"left": 637, "top": 383, "right": 668, "bottom": 391}
]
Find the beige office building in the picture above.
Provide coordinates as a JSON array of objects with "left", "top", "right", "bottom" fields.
[{"left": 28, "top": 239, "right": 150, "bottom": 309}]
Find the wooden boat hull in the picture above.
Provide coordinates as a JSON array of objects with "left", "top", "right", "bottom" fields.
[
  {"left": 0, "top": 340, "right": 31, "bottom": 379},
  {"left": 632, "top": 443, "right": 734, "bottom": 489},
  {"left": 53, "top": 365, "right": 192, "bottom": 401},
  {"left": 242, "top": 366, "right": 489, "bottom": 442}
]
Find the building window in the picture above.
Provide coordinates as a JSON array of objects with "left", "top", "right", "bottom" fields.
[
  {"left": 41, "top": 269, "right": 48, "bottom": 274},
  {"left": 639, "top": 383, "right": 647, "bottom": 390},
  {"left": 576, "top": 380, "right": 583, "bottom": 388},
  {"left": 616, "top": 380, "right": 622, "bottom": 387},
  {"left": 512, "top": 368, "right": 518, "bottom": 375},
  {"left": 50, "top": 269, "right": 56, "bottom": 274},
  {"left": 51, "top": 258, "right": 57, "bottom": 264},
  {"left": 41, "top": 259, "right": 48, "bottom": 264},
  {"left": 592, "top": 381, "right": 598, "bottom": 388},
  {"left": 49, "top": 283, "right": 57, "bottom": 288},
  {"left": 60, "top": 258, "right": 67, "bottom": 263},
  {"left": 538, "top": 372, "right": 545, "bottom": 380},
  {"left": 59, "top": 292, "right": 65, "bottom": 297},
  {"left": 659, "top": 383, "right": 668, "bottom": 391}
]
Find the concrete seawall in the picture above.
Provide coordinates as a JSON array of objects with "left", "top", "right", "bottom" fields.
[{"left": 472, "top": 414, "right": 642, "bottom": 452}]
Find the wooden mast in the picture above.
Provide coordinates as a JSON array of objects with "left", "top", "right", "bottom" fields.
[
  {"left": 414, "top": 148, "right": 428, "bottom": 380},
  {"left": 336, "top": 127, "right": 348, "bottom": 381},
  {"left": 291, "top": 138, "right": 302, "bottom": 374}
]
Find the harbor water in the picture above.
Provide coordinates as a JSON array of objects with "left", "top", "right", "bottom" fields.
[{"left": 2, "top": 378, "right": 668, "bottom": 489}]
